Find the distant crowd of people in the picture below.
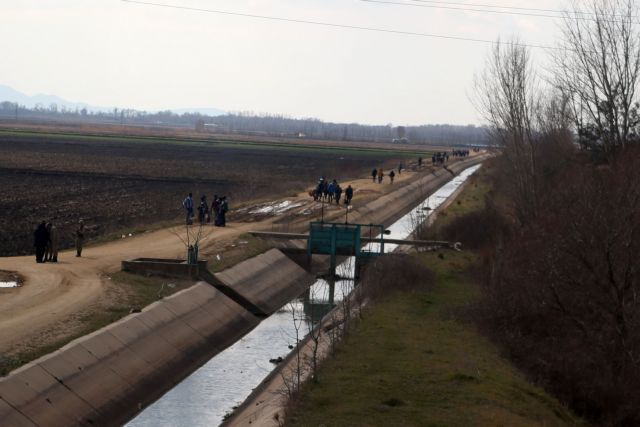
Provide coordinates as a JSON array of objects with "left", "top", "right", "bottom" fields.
[
  {"left": 33, "top": 219, "right": 85, "bottom": 263},
  {"left": 432, "top": 149, "right": 471, "bottom": 165},
  {"left": 182, "top": 193, "right": 229, "bottom": 227},
  {"left": 312, "top": 178, "right": 353, "bottom": 205}
]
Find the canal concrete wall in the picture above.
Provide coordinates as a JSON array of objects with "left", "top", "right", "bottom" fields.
[
  {"left": 0, "top": 284, "right": 260, "bottom": 427},
  {"left": 215, "top": 248, "right": 312, "bottom": 315}
]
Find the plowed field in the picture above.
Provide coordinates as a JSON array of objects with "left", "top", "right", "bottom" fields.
[{"left": 0, "top": 130, "right": 419, "bottom": 255}]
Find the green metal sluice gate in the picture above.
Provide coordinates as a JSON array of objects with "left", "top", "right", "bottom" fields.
[{"left": 307, "top": 221, "right": 385, "bottom": 258}]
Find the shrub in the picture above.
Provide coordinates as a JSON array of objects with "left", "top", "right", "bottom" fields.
[{"left": 481, "top": 147, "right": 640, "bottom": 425}]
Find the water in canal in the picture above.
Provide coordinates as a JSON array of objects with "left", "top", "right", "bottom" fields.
[{"left": 127, "top": 164, "right": 481, "bottom": 427}]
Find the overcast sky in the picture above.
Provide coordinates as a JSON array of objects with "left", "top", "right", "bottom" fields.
[{"left": 0, "top": 0, "right": 563, "bottom": 125}]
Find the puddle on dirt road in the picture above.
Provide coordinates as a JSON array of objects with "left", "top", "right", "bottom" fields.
[
  {"left": 126, "top": 164, "right": 481, "bottom": 427},
  {"left": 248, "top": 200, "right": 305, "bottom": 215},
  {"left": 0, "top": 282, "right": 19, "bottom": 288}
]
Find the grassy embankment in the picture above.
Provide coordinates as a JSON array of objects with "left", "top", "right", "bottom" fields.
[{"left": 287, "top": 167, "right": 582, "bottom": 426}]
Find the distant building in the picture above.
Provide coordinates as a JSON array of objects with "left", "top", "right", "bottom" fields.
[{"left": 392, "top": 137, "right": 409, "bottom": 144}]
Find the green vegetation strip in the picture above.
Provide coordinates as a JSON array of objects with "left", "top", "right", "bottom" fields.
[
  {"left": 287, "top": 171, "right": 580, "bottom": 427},
  {"left": 0, "top": 129, "right": 432, "bottom": 157}
]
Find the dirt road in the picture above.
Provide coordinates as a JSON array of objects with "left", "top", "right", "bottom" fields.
[{"left": 0, "top": 165, "right": 431, "bottom": 358}]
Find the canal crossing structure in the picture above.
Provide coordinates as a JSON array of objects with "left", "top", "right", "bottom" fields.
[
  {"left": 0, "top": 154, "right": 490, "bottom": 427},
  {"left": 250, "top": 224, "right": 461, "bottom": 305}
]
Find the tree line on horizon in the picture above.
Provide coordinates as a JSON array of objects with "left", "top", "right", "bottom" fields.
[{"left": 0, "top": 101, "right": 489, "bottom": 146}]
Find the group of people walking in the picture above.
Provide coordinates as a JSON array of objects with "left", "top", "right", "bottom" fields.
[
  {"left": 371, "top": 167, "right": 399, "bottom": 184},
  {"left": 312, "top": 178, "right": 353, "bottom": 205},
  {"left": 451, "top": 149, "right": 471, "bottom": 158},
  {"left": 182, "top": 193, "right": 229, "bottom": 227},
  {"left": 33, "top": 219, "right": 84, "bottom": 263},
  {"left": 432, "top": 152, "right": 449, "bottom": 165},
  {"left": 432, "top": 149, "right": 470, "bottom": 165}
]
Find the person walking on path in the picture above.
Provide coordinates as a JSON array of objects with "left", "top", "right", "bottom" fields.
[
  {"left": 377, "top": 168, "right": 384, "bottom": 184},
  {"left": 398, "top": 162, "right": 403, "bottom": 175},
  {"left": 182, "top": 193, "right": 194, "bottom": 225},
  {"left": 75, "top": 220, "right": 85, "bottom": 257},
  {"left": 418, "top": 157, "right": 423, "bottom": 168},
  {"left": 33, "top": 221, "right": 49, "bottom": 263},
  {"left": 345, "top": 185, "right": 353, "bottom": 205},
  {"left": 389, "top": 169, "right": 396, "bottom": 183},
  {"left": 371, "top": 168, "right": 377, "bottom": 182},
  {"left": 334, "top": 184, "right": 343, "bottom": 205}
]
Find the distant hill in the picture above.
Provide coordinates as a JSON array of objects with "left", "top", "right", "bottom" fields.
[
  {"left": 0, "top": 84, "right": 96, "bottom": 111},
  {"left": 0, "top": 84, "right": 225, "bottom": 116}
]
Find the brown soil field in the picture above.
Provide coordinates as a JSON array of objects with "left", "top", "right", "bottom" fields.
[
  {"left": 0, "top": 129, "right": 425, "bottom": 256},
  {"left": 0, "top": 119, "right": 450, "bottom": 152}
]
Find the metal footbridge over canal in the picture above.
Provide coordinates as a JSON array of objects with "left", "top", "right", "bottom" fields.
[{"left": 250, "top": 220, "right": 459, "bottom": 304}]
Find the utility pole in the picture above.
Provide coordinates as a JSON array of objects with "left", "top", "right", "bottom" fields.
[{"left": 15, "top": 103, "right": 18, "bottom": 121}]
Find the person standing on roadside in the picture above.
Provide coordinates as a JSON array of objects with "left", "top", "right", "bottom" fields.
[
  {"left": 182, "top": 192, "right": 194, "bottom": 225},
  {"left": 33, "top": 221, "right": 49, "bottom": 263},
  {"left": 198, "top": 195, "right": 209, "bottom": 225},
  {"left": 345, "top": 185, "right": 354, "bottom": 205},
  {"left": 211, "top": 195, "right": 220, "bottom": 221},
  {"left": 44, "top": 222, "right": 53, "bottom": 262},
  {"left": 75, "top": 219, "right": 85, "bottom": 257},
  {"left": 389, "top": 169, "right": 396, "bottom": 184},
  {"left": 49, "top": 222, "right": 59, "bottom": 262},
  {"left": 217, "top": 196, "right": 229, "bottom": 227},
  {"left": 371, "top": 168, "right": 377, "bottom": 182}
]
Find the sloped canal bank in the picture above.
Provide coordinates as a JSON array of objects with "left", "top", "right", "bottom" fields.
[{"left": 127, "top": 165, "right": 482, "bottom": 427}]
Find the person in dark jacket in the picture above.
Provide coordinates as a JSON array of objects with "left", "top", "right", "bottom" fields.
[
  {"left": 371, "top": 168, "right": 377, "bottom": 182},
  {"left": 75, "top": 219, "right": 85, "bottom": 257},
  {"left": 33, "top": 221, "right": 49, "bottom": 263},
  {"left": 216, "top": 196, "right": 229, "bottom": 227},
  {"left": 345, "top": 185, "right": 354, "bottom": 205},
  {"left": 211, "top": 195, "right": 220, "bottom": 220},
  {"left": 334, "top": 184, "right": 343, "bottom": 205},
  {"left": 198, "top": 195, "right": 209, "bottom": 225},
  {"left": 389, "top": 169, "right": 396, "bottom": 184}
]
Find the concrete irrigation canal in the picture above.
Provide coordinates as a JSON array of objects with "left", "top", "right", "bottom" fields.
[
  {"left": 0, "top": 155, "right": 487, "bottom": 427},
  {"left": 127, "top": 164, "right": 482, "bottom": 427}
]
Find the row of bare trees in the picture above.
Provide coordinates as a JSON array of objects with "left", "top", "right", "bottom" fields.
[
  {"left": 474, "top": 1, "right": 640, "bottom": 423},
  {"left": 476, "top": 0, "right": 640, "bottom": 222}
]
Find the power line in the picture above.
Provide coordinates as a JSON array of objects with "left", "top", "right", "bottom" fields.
[
  {"left": 406, "top": 0, "right": 633, "bottom": 19},
  {"left": 363, "top": 0, "right": 568, "bottom": 20},
  {"left": 121, "top": 0, "right": 562, "bottom": 51},
  {"left": 363, "top": 0, "right": 639, "bottom": 23}
]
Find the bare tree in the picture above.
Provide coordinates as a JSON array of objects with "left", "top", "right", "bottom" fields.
[
  {"left": 553, "top": 0, "right": 640, "bottom": 154},
  {"left": 475, "top": 39, "right": 541, "bottom": 225}
]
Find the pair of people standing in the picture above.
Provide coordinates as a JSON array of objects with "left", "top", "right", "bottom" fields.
[
  {"left": 33, "top": 219, "right": 84, "bottom": 263},
  {"left": 211, "top": 195, "right": 228, "bottom": 227}
]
